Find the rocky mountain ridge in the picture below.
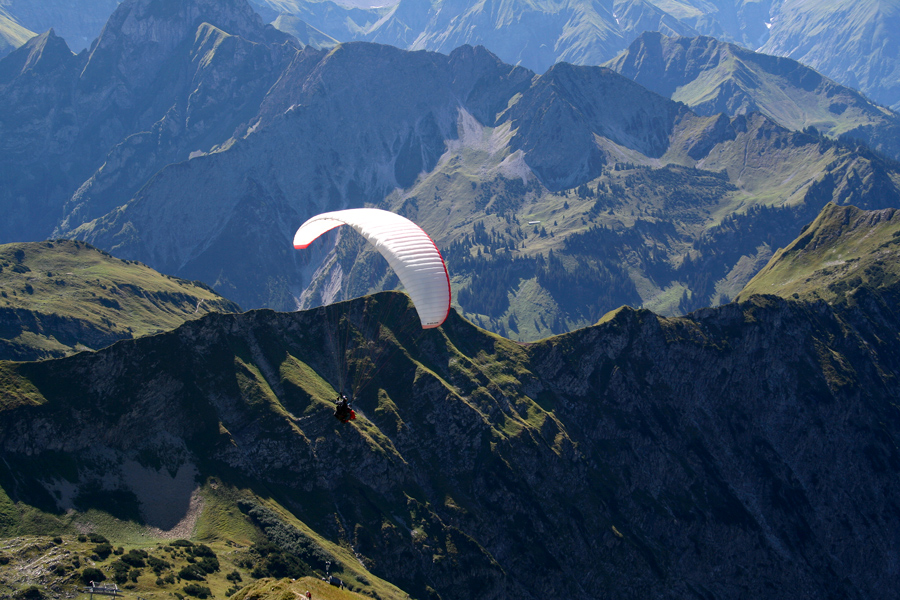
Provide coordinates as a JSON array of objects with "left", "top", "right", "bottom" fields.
[
  {"left": 252, "top": 0, "right": 900, "bottom": 110},
  {"left": 254, "top": 0, "right": 701, "bottom": 73},
  {"left": 4, "top": 0, "right": 898, "bottom": 111},
  {"left": 2, "top": 204, "right": 900, "bottom": 598},
  {"left": 605, "top": 31, "right": 900, "bottom": 160},
  {"left": 738, "top": 202, "right": 900, "bottom": 303}
]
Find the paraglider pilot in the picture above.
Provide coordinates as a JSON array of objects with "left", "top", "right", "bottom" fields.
[{"left": 334, "top": 394, "right": 356, "bottom": 423}]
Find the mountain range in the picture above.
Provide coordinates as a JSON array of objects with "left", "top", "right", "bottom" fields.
[
  {"left": 759, "top": 0, "right": 900, "bottom": 113},
  {"left": 247, "top": 0, "right": 900, "bottom": 111},
  {"left": 2, "top": 0, "right": 898, "bottom": 113},
  {"left": 2, "top": 0, "right": 900, "bottom": 597},
  {"left": 605, "top": 31, "right": 900, "bottom": 160},
  {"left": 4, "top": 0, "right": 900, "bottom": 340},
  {"left": 2, "top": 203, "right": 899, "bottom": 599}
]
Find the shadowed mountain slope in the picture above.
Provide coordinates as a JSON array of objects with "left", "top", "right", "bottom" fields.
[
  {"left": 0, "top": 0, "right": 299, "bottom": 243},
  {"left": 3, "top": 201, "right": 900, "bottom": 598}
]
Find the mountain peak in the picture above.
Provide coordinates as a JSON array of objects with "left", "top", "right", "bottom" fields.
[
  {"left": 605, "top": 31, "right": 900, "bottom": 160},
  {"left": 80, "top": 0, "right": 290, "bottom": 88},
  {"left": 0, "top": 27, "right": 74, "bottom": 84}
]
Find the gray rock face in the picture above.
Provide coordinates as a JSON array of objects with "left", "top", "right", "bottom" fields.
[
  {"left": 0, "top": 0, "right": 298, "bottom": 243},
  {"left": 1, "top": 275, "right": 899, "bottom": 598}
]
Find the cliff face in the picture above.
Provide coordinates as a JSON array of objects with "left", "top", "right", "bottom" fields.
[{"left": 2, "top": 273, "right": 899, "bottom": 599}]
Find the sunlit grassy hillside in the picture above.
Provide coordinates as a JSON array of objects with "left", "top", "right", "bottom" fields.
[
  {"left": 738, "top": 203, "right": 900, "bottom": 303},
  {"left": 0, "top": 240, "right": 241, "bottom": 359}
]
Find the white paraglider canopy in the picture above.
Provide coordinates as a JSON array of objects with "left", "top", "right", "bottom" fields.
[{"left": 293, "top": 208, "right": 451, "bottom": 328}]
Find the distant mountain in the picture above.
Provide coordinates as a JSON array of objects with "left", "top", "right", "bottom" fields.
[
  {"left": 738, "top": 202, "right": 900, "bottom": 304},
  {"left": 0, "top": 0, "right": 120, "bottom": 52},
  {"left": 0, "top": 9, "right": 34, "bottom": 57},
  {"left": 0, "top": 0, "right": 299, "bottom": 243},
  {"left": 642, "top": 0, "right": 774, "bottom": 47},
  {"left": 271, "top": 13, "right": 337, "bottom": 49},
  {"left": 252, "top": 0, "right": 900, "bottom": 112},
  {"left": 3, "top": 203, "right": 900, "bottom": 597},
  {"left": 760, "top": 0, "right": 900, "bottom": 113},
  {"left": 251, "top": 0, "right": 699, "bottom": 73},
  {"left": 70, "top": 47, "right": 900, "bottom": 337},
  {"left": 6, "top": 0, "right": 900, "bottom": 341},
  {"left": 605, "top": 32, "right": 900, "bottom": 160},
  {"left": 7, "top": 0, "right": 898, "bottom": 113},
  {"left": 0, "top": 239, "right": 240, "bottom": 360}
]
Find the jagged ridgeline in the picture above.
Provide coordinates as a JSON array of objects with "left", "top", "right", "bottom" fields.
[
  {"left": 0, "top": 240, "right": 241, "bottom": 360},
  {"left": 605, "top": 32, "right": 900, "bottom": 161},
  {"left": 2, "top": 204, "right": 900, "bottom": 599}
]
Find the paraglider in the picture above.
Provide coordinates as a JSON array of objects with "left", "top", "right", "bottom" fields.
[
  {"left": 293, "top": 208, "right": 451, "bottom": 329},
  {"left": 333, "top": 394, "right": 355, "bottom": 423},
  {"left": 293, "top": 208, "right": 451, "bottom": 420}
]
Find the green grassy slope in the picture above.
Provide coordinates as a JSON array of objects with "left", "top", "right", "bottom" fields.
[
  {"left": 0, "top": 240, "right": 241, "bottom": 360},
  {"left": 0, "top": 531, "right": 404, "bottom": 600},
  {"left": 737, "top": 203, "right": 900, "bottom": 303}
]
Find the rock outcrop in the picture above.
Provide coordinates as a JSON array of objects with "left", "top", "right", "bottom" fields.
[{"left": 2, "top": 262, "right": 899, "bottom": 598}]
